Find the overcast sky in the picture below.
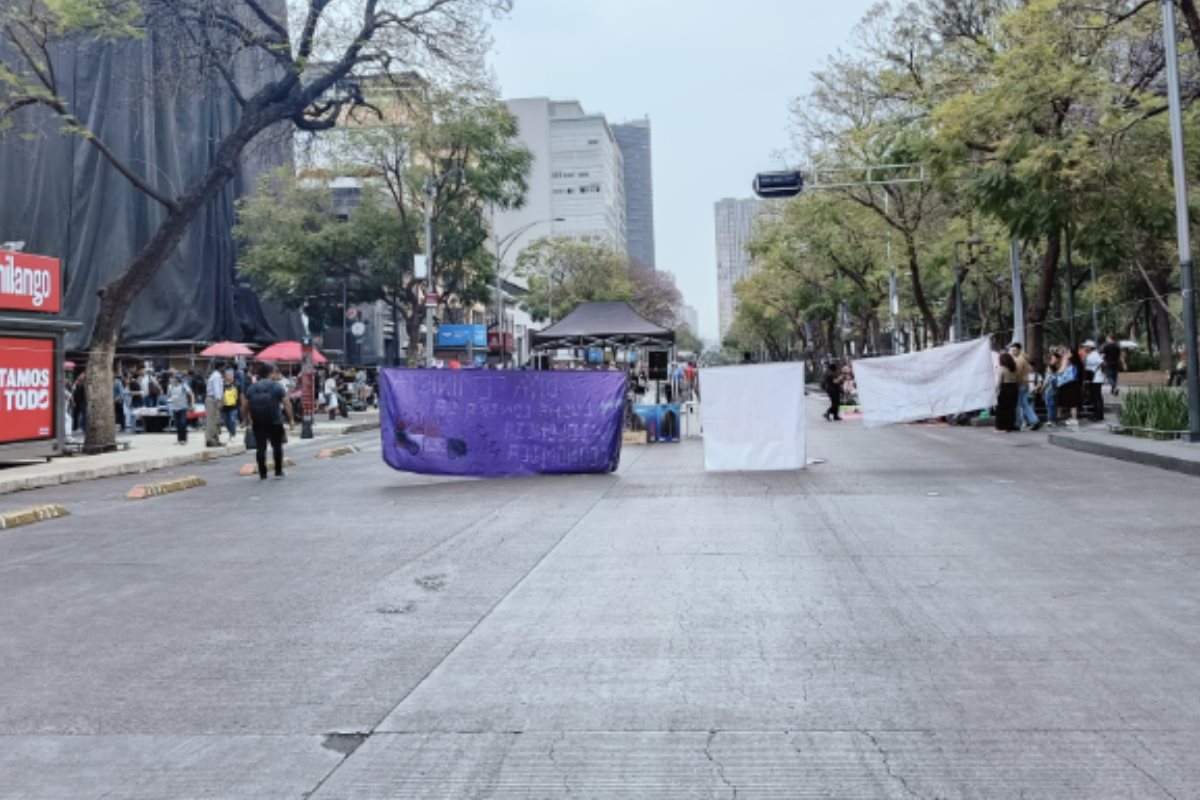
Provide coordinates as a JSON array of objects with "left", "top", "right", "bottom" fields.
[{"left": 488, "top": 0, "right": 876, "bottom": 341}]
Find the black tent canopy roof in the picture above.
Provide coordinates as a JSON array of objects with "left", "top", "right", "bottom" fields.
[{"left": 532, "top": 301, "right": 675, "bottom": 351}]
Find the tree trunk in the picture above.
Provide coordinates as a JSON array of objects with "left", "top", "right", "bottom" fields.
[
  {"left": 1026, "top": 230, "right": 1062, "bottom": 367},
  {"left": 82, "top": 207, "right": 212, "bottom": 451},
  {"left": 903, "top": 232, "right": 939, "bottom": 344}
]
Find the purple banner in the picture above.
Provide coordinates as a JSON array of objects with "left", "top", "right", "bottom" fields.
[{"left": 379, "top": 369, "right": 627, "bottom": 478}]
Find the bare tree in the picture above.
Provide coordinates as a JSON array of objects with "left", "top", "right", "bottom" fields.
[{"left": 0, "top": 0, "right": 508, "bottom": 450}]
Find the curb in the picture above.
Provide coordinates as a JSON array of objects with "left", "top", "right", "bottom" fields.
[
  {"left": 0, "top": 443, "right": 245, "bottom": 497},
  {"left": 126, "top": 476, "right": 207, "bottom": 500},
  {"left": 237, "top": 458, "right": 296, "bottom": 476},
  {"left": 0, "top": 504, "right": 70, "bottom": 531},
  {"left": 317, "top": 445, "right": 359, "bottom": 459},
  {"left": 1048, "top": 432, "right": 1200, "bottom": 478}
]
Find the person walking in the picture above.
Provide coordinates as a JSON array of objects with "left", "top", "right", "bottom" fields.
[
  {"left": 996, "top": 352, "right": 1020, "bottom": 432},
  {"left": 205, "top": 363, "right": 224, "bottom": 447},
  {"left": 165, "top": 373, "right": 193, "bottom": 445},
  {"left": 221, "top": 369, "right": 241, "bottom": 439},
  {"left": 1100, "top": 334, "right": 1124, "bottom": 396},
  {"left": 242, "top": 362, "right": 294, "bottom": 480},
  {"left": 1008, "top": 342, "right": 1042, "bottom": 430},
  {"left": 1082, "top": 340, "right": 1105, "bottom": 421},
  {"left": 822, "top": 361, "right": 844, "bottom": 421}
]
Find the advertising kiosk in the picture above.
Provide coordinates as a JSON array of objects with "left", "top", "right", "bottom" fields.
[{"left": 0, "top": 248, "right": 78, "bottom": 461}]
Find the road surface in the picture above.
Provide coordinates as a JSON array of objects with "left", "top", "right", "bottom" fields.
[{"left": 2, "top": 399, "right": 1198, "bottom": 798}]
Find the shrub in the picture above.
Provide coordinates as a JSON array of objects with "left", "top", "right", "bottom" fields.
[{"left": 1117, "top": 387, "right": 1190, "bottom": 432}]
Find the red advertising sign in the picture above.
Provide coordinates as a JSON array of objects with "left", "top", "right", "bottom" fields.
[
  {"left": 0, "top": 250, "right": 62, "bottom": 314},
  {"left": 0, "top": 337, "right": 56, "bottom": 444}
]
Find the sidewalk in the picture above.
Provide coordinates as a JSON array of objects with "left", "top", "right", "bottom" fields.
[
  {"left": 0, "top": 413, "right": 380, "bottom": 496},
  {"left": 1049, "top": 426, "right": 1200, "bottom": 478}
]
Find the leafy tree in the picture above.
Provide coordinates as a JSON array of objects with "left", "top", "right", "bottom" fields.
[
  {"left": 514, "top": 238, "right": 682, "bottom": 327},
  {"left": 238, "top": 89, "right": 531, "bottom": 363},
  {"left": 0, "top": 0, "right": 508, "bottom": 450}
]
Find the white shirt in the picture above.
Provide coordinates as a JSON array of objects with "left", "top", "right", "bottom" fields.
[
  {"left": 1085, "top": 351, "right": 1104, "bottom": 384},
  {"left": 207, "top": 370, "right": 224, "bottom": 401}
]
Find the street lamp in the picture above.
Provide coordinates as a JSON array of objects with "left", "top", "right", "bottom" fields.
[
  {"left": 953, "top": 235, "right": 984, "bottom": 342},
  {"left": 492, "top": 214, "right": 563, "bottom": 368}
]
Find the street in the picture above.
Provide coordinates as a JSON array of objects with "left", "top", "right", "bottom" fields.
[{"left": 2, "top": 398, "right": 1199, "bottom": 798}]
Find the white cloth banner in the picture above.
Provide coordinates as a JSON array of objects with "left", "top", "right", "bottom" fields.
[
  {"left": 702, "top": 363, "right": 806, "bottom": 471},
  {"left": 854, "top": 338, "right": 996, "bottom": 428}
]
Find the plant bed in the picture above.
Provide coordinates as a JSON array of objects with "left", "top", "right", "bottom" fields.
[{"left": 1116, "top": 386, "right": 1189, "bottom": 437}]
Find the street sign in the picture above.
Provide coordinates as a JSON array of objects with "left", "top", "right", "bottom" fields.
[
  {"left": 752, "top": 170, "right": 804, "bottom": 199},
  {"left": 350, "top": 321, "right": 366, "bottom": 337},
  {"left": 425, "top": 292, "right": 439, "bottom": 306}
]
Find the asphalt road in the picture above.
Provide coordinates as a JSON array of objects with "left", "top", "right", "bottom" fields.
[{"left": 2, "top": 401, "right": 1198, "bottom": 798}]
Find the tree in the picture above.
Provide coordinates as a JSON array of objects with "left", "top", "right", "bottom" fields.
[
  {"left": 238, "top": 89, "right": 531, "bottom": 364},
  {"left": 516, "top": 238, "right": 632, "bottom": 322},
  {"left": 0, "top": 0, "right": 509, "bottom": 450}
]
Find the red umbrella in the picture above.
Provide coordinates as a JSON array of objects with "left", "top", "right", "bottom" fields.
[
  {"left": 200, "top": 341, "right": 255, "bottom": 358},
  {"left": 255, "top": 341, "right": 327, "bottom": 363}
]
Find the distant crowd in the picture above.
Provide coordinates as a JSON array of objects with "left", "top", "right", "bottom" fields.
[
  {"left": 66, "top": 362, "right": 378, "bottom": 442},
  {"left": 992, "top": 336, "right": 1126, "bottom": 432}
]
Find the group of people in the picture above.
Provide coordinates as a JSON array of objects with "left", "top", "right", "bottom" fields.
[{"left": 993, "top": 336, "right": 1126, "bottom": 432}]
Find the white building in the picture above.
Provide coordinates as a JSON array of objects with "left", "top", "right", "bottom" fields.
[
  {"left": 492, "top": 98, "right": 628, "bottom": 363},
  {"left": 680, "top": 304, "right": 699, "bottom": 334},
  {"left": 714, "top": 197, "right": 765, "bottom": 340}
]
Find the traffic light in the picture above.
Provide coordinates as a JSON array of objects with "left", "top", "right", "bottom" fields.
[{"left": 752, "top": 171, "right": 804, "bottom": 199}]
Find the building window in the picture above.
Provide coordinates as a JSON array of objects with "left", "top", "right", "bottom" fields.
[{"left": 587, "top": 139, "right": 598, "bottom": 145}]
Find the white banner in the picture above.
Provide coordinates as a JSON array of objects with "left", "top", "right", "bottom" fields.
[
  {"left": 853, "top": 338, "right": 996, "bottom": 428},
  {"left": 702, "top": 363, "right": 806, "bottom": 471}
]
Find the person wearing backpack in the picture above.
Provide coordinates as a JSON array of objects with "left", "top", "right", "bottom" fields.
[{"left": 242, "top": 361, "right": 294, "bottom": 480}]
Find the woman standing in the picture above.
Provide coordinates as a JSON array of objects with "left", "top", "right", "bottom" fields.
[
  {"left": 822, "top": 361, "right": 844, "bottom": 422},
  {"left": 1056, "top": 348, "right": 1083, "bottom": 428},
  {"left": 166, "top": 373, "right": 194, "bottom": 445},
  {"left": 995, "top": 352, "right": 1020, "bottom": 432},
  {"left": 1041, "top": 350, "right": 1061, "bottom": 427}
]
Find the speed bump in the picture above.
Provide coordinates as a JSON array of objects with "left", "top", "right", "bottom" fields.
[
  {"left": 237, "top": 458, "right": 296, "bottom": 476},
  {"left": 126, "top": 476, "right": 206, "bottom": 500},
  {"left": 317, "top": 445, "right": 359, "bottom": 459},
  {"left": 0, "top": 504, "right": 70, "bottom": 531}
]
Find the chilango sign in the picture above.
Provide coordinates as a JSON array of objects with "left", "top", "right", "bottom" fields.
[
  {"left": 380, "top": 369, "right": 626, "bottom": 478},
  {"left": 0, "top": 337, "right": 56, "bottom": 445},
  {"left": 0, "top": 250, "right": 61, "bottom": 314}
]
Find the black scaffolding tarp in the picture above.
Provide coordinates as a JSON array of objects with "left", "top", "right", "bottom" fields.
[
  {"left": 0, "top": 4, "right": 299, "bottom": 352},
  {"left": 532, "top": 301, "right": 675, "bottom": 350}
]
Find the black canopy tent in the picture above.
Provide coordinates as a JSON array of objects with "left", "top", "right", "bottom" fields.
[{"left": 532, "top": 301, "right": 675, "bottom": 351}]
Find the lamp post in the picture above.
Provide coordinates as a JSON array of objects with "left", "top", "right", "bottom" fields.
[
  {"left": 492, "top": 215, "right": 563, "bottom": 368},
  {"left": 1162, "top": 0, "right": 1200, "bottom": 442},
  {"left": 953, "top": 235, "right": 983, "bottom": 342}
]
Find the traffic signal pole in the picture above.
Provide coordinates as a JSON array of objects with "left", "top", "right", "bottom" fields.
[{"left": 1162, "top": 0, "right": 1200, "bottom": 442}]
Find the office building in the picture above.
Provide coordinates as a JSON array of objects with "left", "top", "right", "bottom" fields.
[
  {"left": 680, "top": 305, "right": 699, "bottom": 334},
  {"left": 714, "top": 197, "right": 765, "bottom": 340},
  {"left": 612, "top": 119, "right": 656, "bottom": 269},
  {"left": 493, "top": 98, "right": 628, "bottom": 362}
]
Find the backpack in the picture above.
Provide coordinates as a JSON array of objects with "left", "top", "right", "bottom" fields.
[
  {"left": 246, "top": 381, "right": 278, "bottom": 424},
  {"left": 222, "top": 385, "right": 238, "bottom": 407}
]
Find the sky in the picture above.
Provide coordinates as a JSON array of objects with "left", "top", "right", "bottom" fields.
[{"left": 488, "top": 0, "right": 877, "bottom": 342}]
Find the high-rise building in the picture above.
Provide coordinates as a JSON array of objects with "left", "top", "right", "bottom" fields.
[
  {"left": 498, "top": 98, "right": 627, "bottom": 256},
  {"left": 714, "top": 198, "right": 765, "bottom": 340},
  {"left": 612, "top": 119, "right": 655, "bottom": 270},
  {"left": 493, "top": 98, "right": 628, "bottom": 362},
  {"left": 680, "top": 305, "right": 699, "bottom": 334}
]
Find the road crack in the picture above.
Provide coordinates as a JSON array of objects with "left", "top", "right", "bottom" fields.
[
  {"left": 703, "top": 730, "right": 738, "bottom": 799},
  {"left": 863, "top": 730, "right": 924, "bottom": 799}
]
